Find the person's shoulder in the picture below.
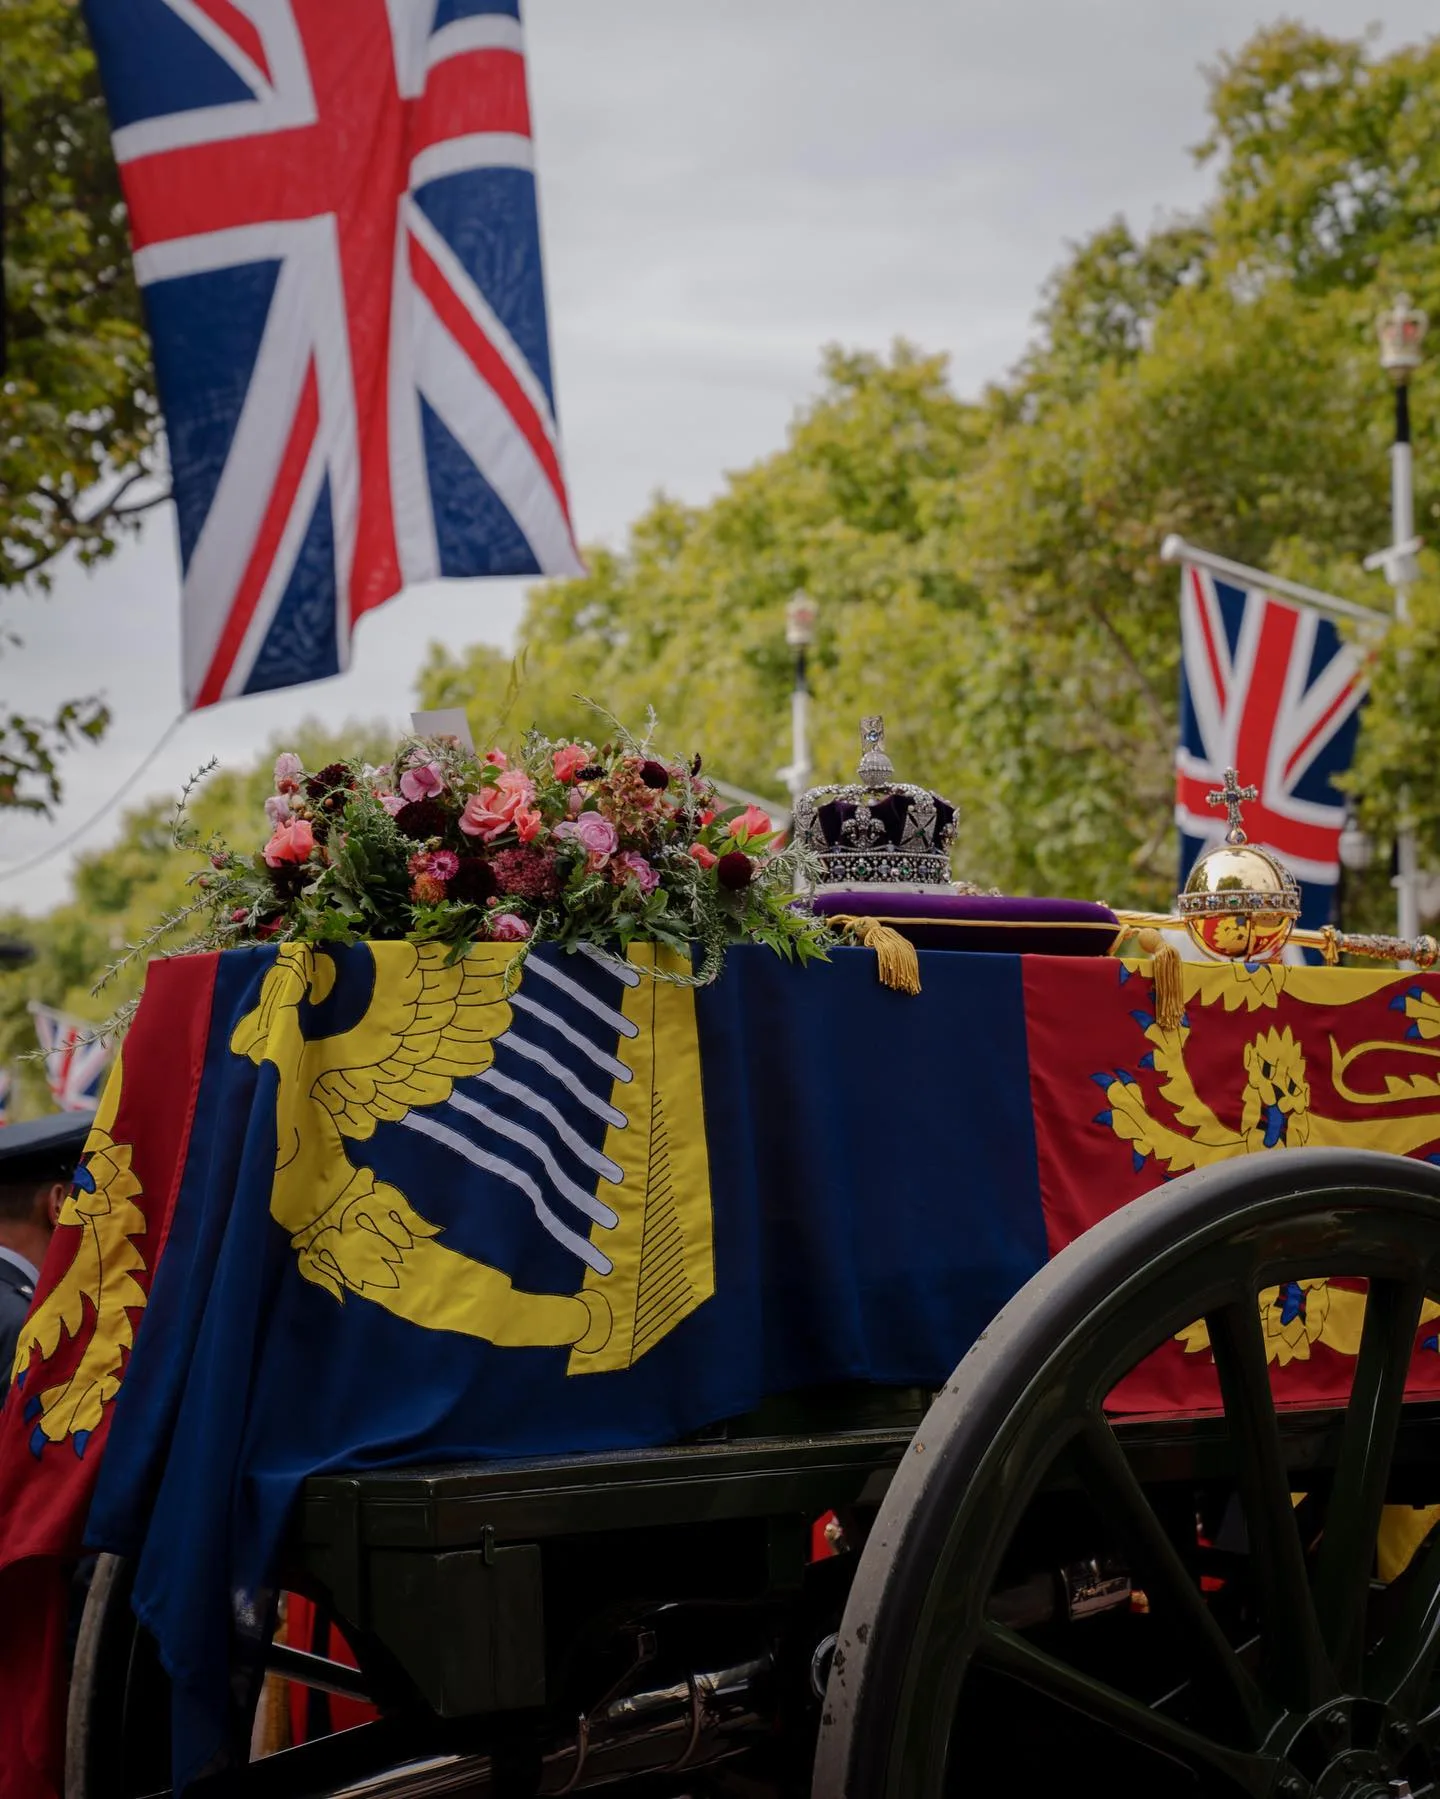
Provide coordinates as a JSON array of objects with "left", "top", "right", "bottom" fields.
[
  {"left": 0, "top": 1269, "right": 33, "bottom": 1399},
  {"left": 0, "top": 1257, "right": 34, "bottom": 1303}
]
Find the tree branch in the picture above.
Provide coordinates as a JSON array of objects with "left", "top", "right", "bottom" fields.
[
  {"left": 3, "top": 470, "right": 171, "bottom": 585},
  {"left": 1084, "top": 592, "right": 1173, "bottom": 742}
]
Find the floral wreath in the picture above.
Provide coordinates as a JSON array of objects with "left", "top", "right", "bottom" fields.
[{"left": 119, "top": 707, "right": 831, "bottom": 992}]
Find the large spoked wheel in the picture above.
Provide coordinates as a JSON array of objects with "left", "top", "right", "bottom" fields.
[
  {"left": 66, "top": 1555, "right": 409, "bottom": 1799},
  {"left": 814, "top": 1148, "right": 1440, "bottom": 1798}
]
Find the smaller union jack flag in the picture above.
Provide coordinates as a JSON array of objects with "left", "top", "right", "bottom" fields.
[
  {"left": 1176, "top": 563, "right": 1368, "bottom": 929},
  {"left": 84, "top": 0, "right": 582, "bottom": 710},
  {"left": 28, "top": 1006, "right": 110, "bottom": 1114}
]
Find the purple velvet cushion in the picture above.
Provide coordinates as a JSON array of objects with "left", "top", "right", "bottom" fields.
[{"left": 810, "top": 890, "right": 1121, "bottom": 956}]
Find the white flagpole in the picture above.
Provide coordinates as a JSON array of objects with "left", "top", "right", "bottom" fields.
[{"left": 1374, "top": 295, "right": 1429, "bottom": 947}]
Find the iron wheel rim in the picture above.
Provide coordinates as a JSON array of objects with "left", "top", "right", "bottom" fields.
[{"left": 815, "top": 1149, "right": 1440, "bottom": 1798}]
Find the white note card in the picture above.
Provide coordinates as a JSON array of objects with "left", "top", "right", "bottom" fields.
[{"left": 410, "top": 707, "right": 476, "bottom": 752}]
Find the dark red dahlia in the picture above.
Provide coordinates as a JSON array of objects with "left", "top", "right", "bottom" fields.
[
  {"left": 394, "top": 797, "right": 449, "bottom": 840},
  {"left": 448, "top": 857, "right": 499, "bottom": 905},
  {"left": 490, "top": 847, "right": 565, "bottom": 901},
  {"left": 267, "top": 862, "right": 308, "bottom": 901},
  {"left": 306, "top": 761, "right": 352, "bottom": 799},
  {"left": 716, "top": 850, "right": 754, "bottom": 890},
  {"left": 639, "top": 759, "right": 670, "bottom": 790}
]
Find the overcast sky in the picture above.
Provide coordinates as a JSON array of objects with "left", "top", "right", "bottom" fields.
[{"left": 3, "top": 0, "right": 1434, "bottom": 911}]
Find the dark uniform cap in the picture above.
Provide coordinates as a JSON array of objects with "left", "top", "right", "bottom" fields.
[{"left": 0, "top": 1112, "right": 96, "bottom": 1188}]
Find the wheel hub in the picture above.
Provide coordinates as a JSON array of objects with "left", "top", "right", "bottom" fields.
[{"left": 1265, "top": 1699, "right": 1432, "bottom": 1797}]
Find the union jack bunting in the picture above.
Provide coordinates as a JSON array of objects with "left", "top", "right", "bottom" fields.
[
  {"left": 27, "top": 1006, "right": 110, "bottom": 1114},
  {"left": 84, "top": 0, "right": 582, "bottom": 710},
  {"left": 1176, "top": 564, "right": 1368, "bottom": 929}
]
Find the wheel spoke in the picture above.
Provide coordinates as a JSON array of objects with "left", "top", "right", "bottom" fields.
[
  {"left": 1073, "top": 1410, "right": 1268, "bottom": 1744},
  {"left": 1206, "top": 1294, "right": 1334, "bottom": 1713},
  {"left": 975, "top": 1621, "right": 1273, "bottom": 1793},
  {"left": 1313, "top": 1276, "right": 1426, "bottom": 1684},
  {"left": 1370, "top": 1525, "right": 1440, "bottom": 1712}
]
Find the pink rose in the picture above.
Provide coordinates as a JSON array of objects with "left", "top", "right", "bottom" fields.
[
  {"left": 555, "top": 811, "right": 618, "bottom": 858},
  {"left": 613, "top": 849, "right": 659, "bottom": 895},
  {"left": 379, "top": 792, "right": 406, "bottom": 817},
  {"left": 263, "top": 817, "right": 315, "bottom": 866},
  {"left": 459, "top": 769, "right": 537, "bottom": 840},
  {"left": 497, "top": 767, "right": 535, "bottom": 804},
  {"left": 399, "top": 760, "right": 445, "bottom": 802},
  {"left": 514, "top": 805, "right": 544, "bottom": 844},
  {"left": 484, "top": 748, "right": 508, "bottom": 769},
  {"left": 490, "top": 911, "right": 531, "bottom": 941},
  {"left": 688, "top": 842, "right": 718, "bottom": 870},
  {"left": 552, "top": 743, "right": 590, "bottom": 784},
  {"left": 459, "top": 793, "right": 495, "bottom": 838},
  {"left": 273, "top": 752, "right": 303, "bottom": 795},
  {"left": 728, "top": 804, "right": 772, "bottom": 841},
  {"left": 264, "top": 793, "right": 292, "bottom": 825}
]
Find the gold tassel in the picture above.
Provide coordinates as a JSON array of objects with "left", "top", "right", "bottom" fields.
[
  {"left": 829, "top": 915, "right": 922, "bottom": 995},
  {"left": 1137, "top": 927, "right": 1183, "bottom": 1032}
]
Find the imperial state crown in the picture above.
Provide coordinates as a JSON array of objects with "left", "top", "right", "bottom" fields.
[{"left": 791, "top": 717, "right": 957, "bottom": 889}]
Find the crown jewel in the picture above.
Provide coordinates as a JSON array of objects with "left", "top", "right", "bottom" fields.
[
  {"left": 1176, "top": 767, "right": 1300, "bottom": 963},
  {"left": 793, "top": 717, "right": 958, "bottom": 889}
]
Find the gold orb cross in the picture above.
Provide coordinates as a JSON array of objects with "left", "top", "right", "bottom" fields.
[{"left": 1206, "top": 767, "right": 1258, "bottom": 845}]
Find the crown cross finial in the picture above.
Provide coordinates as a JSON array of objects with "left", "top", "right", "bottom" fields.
[
  {"left": 1207, "top": 767, "right": 1258, "bottom": 844},
  {"left": 857, "top": 715, "right": 895, "bottom": 787}
]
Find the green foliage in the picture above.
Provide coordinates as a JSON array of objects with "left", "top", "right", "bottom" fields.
[
  {"left": 1, "top": 0, "right": 164, "bottom": 808},
  {"left": 421, "top": 22, "right": 1440, "bottom": 920},
  {"left": 1, "top": 0, "right": 160, "bottom": 586}
]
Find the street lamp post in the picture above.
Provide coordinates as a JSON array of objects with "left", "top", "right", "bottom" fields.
[
  {"left": 782, "top": 591, "right": 818, "bottom": 811},
  {"left": 1375, "top": 295, "right": 1429, "bottom": 943}
]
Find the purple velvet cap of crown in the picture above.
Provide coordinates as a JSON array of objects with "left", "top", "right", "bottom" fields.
[{"left": 810, "top": 889, "right": 1121, "bottom": 957}]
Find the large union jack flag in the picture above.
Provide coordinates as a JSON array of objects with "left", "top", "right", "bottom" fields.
[
  {"left": 1176, "top": 564, "right": 1368, "bottom": 928},
  {"left": 84, "top": 0, "right": 582, "bottom": 710}
]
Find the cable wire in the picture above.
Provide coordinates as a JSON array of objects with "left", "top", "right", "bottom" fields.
[{"left": 0, "top": 712, "right": 187, "bottom": 886}]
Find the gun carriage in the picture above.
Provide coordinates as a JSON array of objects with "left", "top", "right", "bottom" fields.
[
  {"left": 65, "top": 1151, "right": 1440, "bottom": 1799},
  {"left": 33, "top": 737, "right": 1440, "bottom": 1799}
]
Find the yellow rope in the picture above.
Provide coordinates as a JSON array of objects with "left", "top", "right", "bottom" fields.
[
  {"left": 1136, "top": 928, "right": 1184, "bottom": 1031},
  {"left": 828, "top": 915, "right": 922, "bottom": 995}
]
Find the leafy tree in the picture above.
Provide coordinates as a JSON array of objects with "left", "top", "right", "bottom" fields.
[
  {"left": 421, "top": 22, "right": 1439, "bottom": 920},
  {"left": 2, "top": 0, "right": 163, "bottom": 808}
]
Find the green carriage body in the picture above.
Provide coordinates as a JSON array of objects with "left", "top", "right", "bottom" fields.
[{"left": 70, "top": 1151, "right": 1440, "bottom": 1799}]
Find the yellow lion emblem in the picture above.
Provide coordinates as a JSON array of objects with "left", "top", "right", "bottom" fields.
[
  {"left": 13, "top": 1054, "right": 149, "bottom": 1450},
  {"left": 1104, "top": 962, "right": 1440, "bottom": 1365}
]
